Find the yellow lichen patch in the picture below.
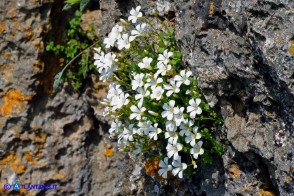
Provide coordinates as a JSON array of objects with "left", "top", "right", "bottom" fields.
[
  {"left": 0, "top": 21, "right": 5, "bottom": 33},
  {"left": 289, "top": 40, "right": 294, "bottom": 55},
  {"left": 229, "top": 164, "right": 241, "bottom": 179},
  {"left": 53, "top": 171, "right": 65, "bottom": 180},
  {"left": 258, "top": 189, "right": 276, "bottom": 196},
  {"left": 103, "top": 144, "right": 113, "bottom": 157},
  {"left": 284, "top": 176, "right": 292, "bottom": 184},
  {"left": 0, "top": 89, "right": 32, "bottom": 118},
  {"left": 145, "top": 159, "right": 161, "bottom": 179},
  {"left": 0, "top": 152, "right": 26, "bottom": 174},
  {"left": 276, "top": 37, "right": 283, "bottom": 45}
]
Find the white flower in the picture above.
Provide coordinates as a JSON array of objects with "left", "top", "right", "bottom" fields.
[
  {"left": 111, "top": 93, "right": 130, "bottom": 110},
  {"left": 173, "top": 107, "right": 185, "bottom": 126},
  {"left": 164, "top": 78, "right": 180, "bottom": 97},
  {"left": 179, "top": 120, "right": 193, "bottom": 136},
  {"left": 174, "top": 70, "right": 192, "bottom": 85},
  {"left": 172, "top": 157, "right": 187, "bottom": 178},
  {"left": 103, "top": 36, "right": 116, "bottom": 48},
  {"left": 145, "top": 74, "right": 163, "bottom": 90},
  {"left": 158, "top": 49, "right": 173, "bottom": 65},
  {"left": 94, "top": 47, "right": 104, "bottom": 61},
  {"left": 135, "top": 86, "right": 150, "bottom": 102},
  {"left": 158, "top": 157, "right": 172, "bottom": 179},
  {"left": 166, "top": 121, "right": 177, "bottom": 132},
  {"left": 190, "top": 141, "right": 204, "bottom": 159},
  {"left": 130, "top": 23, "right": 146, "bottom": 41},
  {"left": 109, "top": 119, "right": 123, "bottom": 136},
  {"left": 117, "top": 33, "right": 131, "bottom": 50},
  {"left": 166, "top": 143, "right": 183, "bottom": 160},
  {"left": 150, "top": 86, "right": 164, "bottom": 100},
  {"left": 187, "top": 98, "right": 202, "bottom": 118},
  {"left": 110, "top": 25, "right": 123, "bottom": 40},
  {"left": 138, "top": 57, "right": 152, "bottom": 69},
  {"left": 107, "top": 83, "right": 122, "bottom": 99},
  {"left": 130, "top": 102, "right": 146, "bottom": 120},
  {"left": 155, "top": 62, "right": 172, "bottom": 77},
  {"left": 94, "top": 52, "right": 118, "bottom": 80},
  {"left": 128, "top": 6, "right": 143, "bottom": 23},
  {"left": 148, "top": 123, "right": 162, "bottom": 140},
  {"left": 185, "top": 126, "right": 201, "bottom": 146},
  {"left": 118, "top": 124, "right": 135, "bottom": 143},
  {"left": 137, "top": 120, "right": 153, "bottom": 135},
  {"left": 131, "top": 73, "right": 145, "bottom": 90},
  {"left": 165, "top": 131, "right": 178, "bottom": 145},
  {"left": 162, "top": 100, "right": 179, "bottom": 121}
]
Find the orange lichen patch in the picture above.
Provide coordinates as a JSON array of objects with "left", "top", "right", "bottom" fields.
[
  {"left": 33, "top": 40, "right": 44, "bottom": 52},
  {"left": 13, "top": 19, "right": 24, "bottom": 31},
  {"left": 0, "top": 21, "right": 5, "bottom": 33},
  {"left": 53, "top": 171, "right": 65, "bottom": 180},
  {"left": 0, "top": 152, "right": 26, "bottom": 174},
  {"left": 229, "top": 164, "right": 241, "bottom": 179},
  {"left": 258, "top": 189, "right": 276, "bottom": 196},
  {"left": 24, "top": 152, "right": 40, "bottom": 166},
  {"left": 244, "top": 183, "right": 254, "bottom": 192},
  {"left": 32, "top": 60, "right": 45, "bottom": 73},
  {"left": 1, "top": 64, "right": 14, "bottom": 82},
  {"left": 145, "top": 159, "right": 161, "bottom": 179},
  {"left": 31, "top": 133, "right": 47, "bottom": 144},
  {"left": 0, "top": 89, "right": 32, "bottom": 118},
  {"left": 25, "top": 31, "right": 34, "bottom": 41},
  {"left": 103, "top": 144, "right": 113, "bottom": 157},
  {"left": 1, "top": 51, "right": 10, "bottom": 59},
  {"left": 7, "top": 10, "right": 17, "bottom": 18},
  {"left": 289, "top": 40, "right": 294, "bottom": 55}
]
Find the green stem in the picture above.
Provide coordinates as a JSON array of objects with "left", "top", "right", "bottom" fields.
[{"left": 60, "top": 40, "right": 100, "bottom": 74}]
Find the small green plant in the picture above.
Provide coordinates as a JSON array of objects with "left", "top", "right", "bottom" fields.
[
  {"left": 63, "top": 0, "right": 90, "bottom": 12},
  {"left": 94, "top": 6, "right": 223, "bottom": 179},
  {"left": 46, "top": 10, "right": 99, "bottom": 90}
]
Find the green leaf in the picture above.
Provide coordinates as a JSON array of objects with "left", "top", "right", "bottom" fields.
[
  {"left": 80, "top": 0, "right": 89, "bottom": 11},
  {"left": 53, "top": 71, "right": 64, "bottom": 91},
  {"left": 65, "top": 0, "right": 81, "bottom": 4},
  {"left": 63, "top": 4, "right": 72, "bottom": 11},
  {"left": 167, "top": 27, "right": 174, "bottom": 34}
]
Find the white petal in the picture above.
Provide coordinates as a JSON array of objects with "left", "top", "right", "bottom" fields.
[
  {"left": 172, "top": 167, "right": 180, "bottom": 176},
  {"left": 190, "top": 111, "right": 196, "bottom": 119}
]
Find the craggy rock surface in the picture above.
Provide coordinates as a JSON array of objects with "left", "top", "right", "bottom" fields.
[
  {"left": 0, "top": 0, "right": 294, "bottom": 195},
  {"left": 0, "top": 1, "right": 124, "bottom": 195}
]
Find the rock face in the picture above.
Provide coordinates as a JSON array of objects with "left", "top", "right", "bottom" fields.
[
  {"left": 174, "top": 0, "right": 294, "bottom": 195},
  {"left": 0, "top": 0, "right": 293, "bottom": 195},
  {"left": 0, "top": 1, "right": 124, "bottom": 195}
]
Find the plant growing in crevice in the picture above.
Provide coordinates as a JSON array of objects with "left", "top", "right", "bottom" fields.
[
  {"left": 94, "top": 6, "right": 223, "bottom": 179},
  {"left": 46, "top": 10, "right": 100, "bottom": 90}
]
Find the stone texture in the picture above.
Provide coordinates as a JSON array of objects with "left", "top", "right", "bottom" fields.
[
  {"left": 0, "top": 0, "right": 124, "bottom": 195},
  {"left": 174, "top": 0, "right": 294, "bottom": 195},
  {"left": 1, "top": 0, "right": 294, "bottom": 195}
]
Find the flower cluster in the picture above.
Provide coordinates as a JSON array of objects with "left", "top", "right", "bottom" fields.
[{"left": 94, "top": 6, "right": 222, "bottom": 179}]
